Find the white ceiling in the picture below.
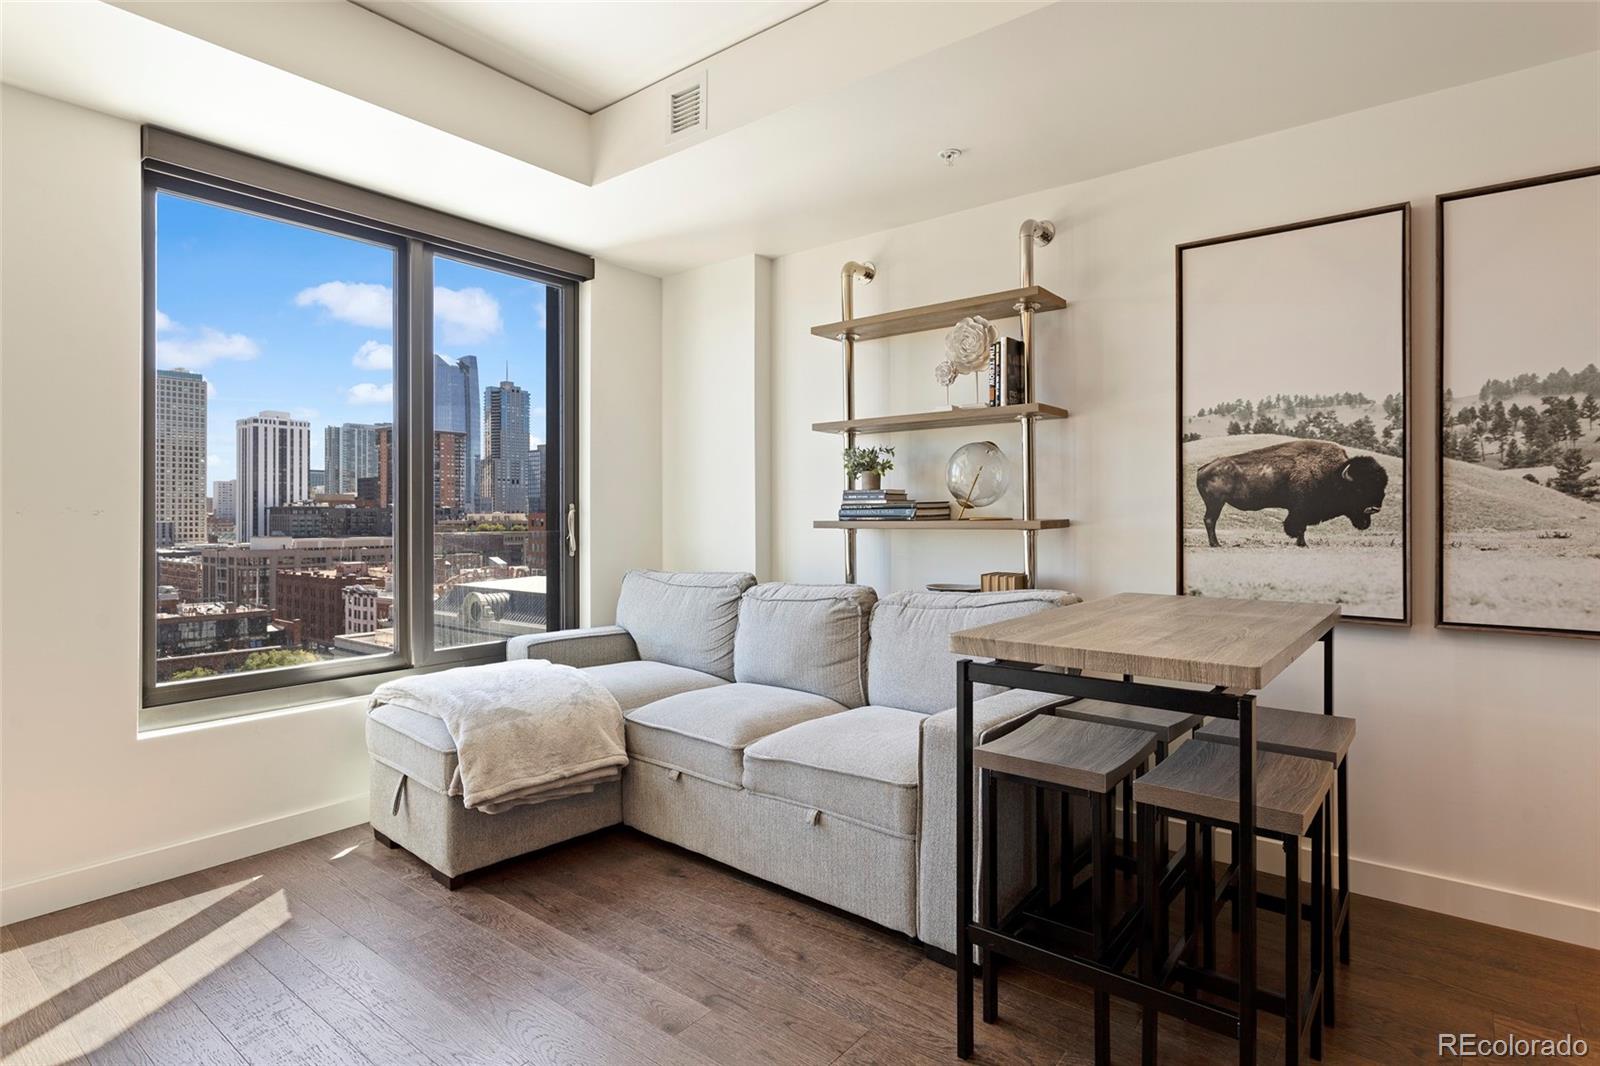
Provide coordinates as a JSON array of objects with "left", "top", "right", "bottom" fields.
[
  {"left": 5, "top": 2, "right": 1598, "bottom": 275},
  {"left": 354, "top": 0, "right": 818, "bottom": 112}
]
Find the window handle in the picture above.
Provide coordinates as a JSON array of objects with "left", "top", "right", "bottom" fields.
[{"left": 566, "top": 503, "right": 577, "bottom": 558}]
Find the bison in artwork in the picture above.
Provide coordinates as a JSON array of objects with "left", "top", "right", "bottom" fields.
[{"left": 1196, "top": 439, "right": 1388, "bottom": 548}]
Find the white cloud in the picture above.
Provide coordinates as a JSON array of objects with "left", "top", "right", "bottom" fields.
[
  {"left": 346, "top": 382, "right": 394, "bottom": 405},
  {"left": 206, "top": 381, "right": 217, "bottom": 399},
  {"left": 353, "top": 340, "right": 393, "bottom": 371},
  {"left": 155, "top": 309, "right": 175, "bottom": 333},
  {"left": 295, "top": 281, "right": 393, "bottom": 328},
  {"left": 434, "top": 286, "right": 502, "bottom": 344},
  {"left": 155, "top": 325, "right": 261, "bottom": 369}
]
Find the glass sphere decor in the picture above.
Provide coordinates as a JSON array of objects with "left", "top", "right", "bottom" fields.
[{"left": 947, "top": 441, "right": 1011, "bottom": 517}]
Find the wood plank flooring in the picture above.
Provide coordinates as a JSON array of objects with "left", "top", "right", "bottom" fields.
[{"left": 3, "top": 825, "right": 1595, "bottom": 1065}]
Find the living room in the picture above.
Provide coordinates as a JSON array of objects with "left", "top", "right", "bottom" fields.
[{"left": 1, "top": 2, "right": 1596, "bottom": 1064}]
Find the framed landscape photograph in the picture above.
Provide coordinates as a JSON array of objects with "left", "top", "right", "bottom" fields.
[
  {"left": 1437, "top": 167, "right": 1600, "bottom": 638},
  {"left": 1177, "top": 204, "right": 1410, "bottom": 624}
]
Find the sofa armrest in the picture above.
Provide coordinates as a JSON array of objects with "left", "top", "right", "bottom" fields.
[
  {"left": 916, "top": 689, "right": 1063, "bottom": 954},
  {"left": 505, "top": 625, "right": 639, "bottom": 668}
]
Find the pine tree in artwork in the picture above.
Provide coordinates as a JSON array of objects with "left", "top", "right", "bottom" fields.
[
  {"left": 1549, "top": 448, "right": 1600, "bottom": 500},
  {"left": 1581, "top": 393, "right": 1599, "bottom": 430}
]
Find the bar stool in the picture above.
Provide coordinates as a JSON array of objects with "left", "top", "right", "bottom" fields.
[
  {"left": 971, "top": 715, "right": 1158, "bottom": 1065},
  {"left": 1134, "top": 740, "right": 1331, "bottom": 1066},
  {"left": 1193, "top": 706, "right": 1355, "bottom": 1025},
  {"left": 1056, "top": 697, "right": 1205, "bottom": 862}
]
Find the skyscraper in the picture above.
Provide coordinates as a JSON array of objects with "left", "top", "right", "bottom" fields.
[
  {"left": 525, "top": 443, "right": 546, "bottom": 512},
  {"left": 324, "top": 423, "right": 382, "bottom": 494},
  {"left": 483, "top": 379, "right": 530, "bottom": 513},
  {"left": 434, "top": 354, "right": 481, "bottom": 510},
  {"left": 155, "top": 368, "right": 208, "bottom": 544},
  {"left": 213, "top": 479, "right": 236, "bottom": 520},
  {"left": 237, "top": 411, "right": 310, "bottom": 541}
]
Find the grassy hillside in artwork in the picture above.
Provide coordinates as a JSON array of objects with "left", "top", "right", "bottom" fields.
[
  {"left": 1181, "top": 434, "right": 1405, "bottom": 619},
  {"left": 1441, "top": 455, "right": 1599, "bottom": 632}
]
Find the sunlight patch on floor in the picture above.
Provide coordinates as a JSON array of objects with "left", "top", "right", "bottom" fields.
[{"left": 2, "top": 880, "right": 286, "bottom": 1064}]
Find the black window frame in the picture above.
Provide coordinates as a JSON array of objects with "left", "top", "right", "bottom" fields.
[{"left": 140, "top": 131, "right": 589, "bottom": 727}]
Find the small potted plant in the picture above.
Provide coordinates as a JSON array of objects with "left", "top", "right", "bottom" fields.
[{"left": 843, "top": 445, "right": 895, "bottom": 491}]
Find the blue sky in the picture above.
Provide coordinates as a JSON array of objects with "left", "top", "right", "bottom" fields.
[{"left": 154, "top": 191, "right": 549, "bottom": 490}]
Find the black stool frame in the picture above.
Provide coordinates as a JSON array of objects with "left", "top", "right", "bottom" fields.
[{"left": 1138, "top": 802, "right": 1329, "bottom": 1065}]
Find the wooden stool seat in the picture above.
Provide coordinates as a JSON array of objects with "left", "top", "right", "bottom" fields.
[
  {"left": 976, "top": 715, "right": 1156, "bottom": 795},
  {"left": 1134, "top": 741, "right": 1332, "bottom": 837},
  {"left": 1057, "top": 698, "right": 1204, "bottom": 743},
  {"left": 1193, "top": 705, "right": 1355, "bottom": 764}
]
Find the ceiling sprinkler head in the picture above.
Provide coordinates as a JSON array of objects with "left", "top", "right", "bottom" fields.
[{"left": 938, "top": 148, "right": 963, "bottom": 167}]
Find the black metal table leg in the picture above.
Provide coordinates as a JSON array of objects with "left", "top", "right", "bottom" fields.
[
  {"left": 1237, "top": 694, "right": 1258, "bottom": 1066},
  {"left": 956, "top": 659, "right": 975, "bottom": 1058},
  {"left": 1310, "top": 809, "right": 1325, "bottom": 1061},
  {"left": 1139, "top": 803, "right": 1160, "bottom": 1066},
  {"left": 981, "top": 768, "right": 999, "bottom": 1024},
  {"left": 1091, "top": 791, "right": 1111, "bottom": 1066},
  {"left": 1284, "top": 835, "right": 1301, "bottom": 1066},
  {"left": 1338, "top": 757, "right": 1350, "bottom": 964}
]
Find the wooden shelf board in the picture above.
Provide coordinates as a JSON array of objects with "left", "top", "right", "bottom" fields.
[
  {"left": 811, "top": 285, "right": 1068, "bottom": 342},
  {"left": 813, "top": 402, "right": 1068, "bottom": 435},
  {"left": 815, "top": 518, "right": 1071, "bottom": 531}
]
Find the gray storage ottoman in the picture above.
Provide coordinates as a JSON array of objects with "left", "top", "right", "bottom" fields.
[{"left": 367, "top": 701, "right": 621, "bottom": 887}]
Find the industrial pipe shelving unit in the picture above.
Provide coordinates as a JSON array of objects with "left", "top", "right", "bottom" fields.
[{"left": 813, "top": 220, "right": 1070, "bottom": 586}]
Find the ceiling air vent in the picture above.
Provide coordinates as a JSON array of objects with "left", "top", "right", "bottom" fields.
[{"left": 665, "top": 72, "right": 708, "bottom": 143}]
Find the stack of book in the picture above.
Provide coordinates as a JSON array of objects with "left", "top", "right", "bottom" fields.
[{"left": 839, "top": 490, "right": 953, "bottom": 521}]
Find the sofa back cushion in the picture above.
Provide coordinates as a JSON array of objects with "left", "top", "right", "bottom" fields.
[
  {"left": 733, "top": 583, "right": 877, "bottom": 708},
  {"left": 615, "top": 570, "right": 755, "bottom": 680},
  {"left": 867, "top": 589, "right": 1077, "bottom": 713}
]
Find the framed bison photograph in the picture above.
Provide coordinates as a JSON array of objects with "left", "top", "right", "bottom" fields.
[
  {"left": 1177, "top": 203, "right": 1410, "bottom": 624},
  {"left": 1437, "top": 167, "right": 1600, "bottom": 639}
]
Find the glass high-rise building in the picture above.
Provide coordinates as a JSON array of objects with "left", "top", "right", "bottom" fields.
[
  {"left": 155, "top": 368, "right": 208, "bottom": 545},
  {"left": 324, "top": 423, "right": 382, "bottom": 494},
  {"left": 483, "top": 379, "right": 530, "bottom": 513},
  {"left": 434, "top": 353, "right": 481, "bottom": 510},
  {"left": 236, "top": 411, "right": 310, "bottom": 542}
]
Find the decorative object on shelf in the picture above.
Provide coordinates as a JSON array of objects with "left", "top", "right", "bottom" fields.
[
  {"left": 947, "top": 441, "right": 1011, "bottom": 518},
  {"left": 1178, "top": 203, "right": 1410, "bottom": 625},
  {"left": 1436, "top": 166, "right": 1600, "bottom": 638},
  {"left": 940, "top": 315, "right": 998, "bottom": 407},
  {"left": 980, "top": 571, "right": 1030, "bottom": 591},
  {"left": 843, "top": 444, "right": 895, "bottom": 491},
  {"left": 986, "top": 339, "right": 1024, "bottom": 406}
]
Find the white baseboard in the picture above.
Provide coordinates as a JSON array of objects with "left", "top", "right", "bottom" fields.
[
  {"left": 0, "top": 794, "right": 368, "bottom": 926},
  {"left": 5, "top": 796, "right": 1594, "bottom": 950},
  {"left": 1199, "top": 825, "right": 1599, "bottom": 950}
]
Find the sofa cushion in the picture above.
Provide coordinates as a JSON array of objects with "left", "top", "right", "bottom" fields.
[
  {"left": 625, "top": 683, "right": 847, "bottom": 787},
  {"left": 615, "top": 570, "right": 755, "bottom": 680},
  {"left": 367, "top": 703, "right": 458, "bottom": 794},
  {"left": 583, "top": 660, "right": 727, "bottom": 712},
  {"left": 733, "top": 583, "right": 876, "bottom": 708},
  {"left": 742, "top": 706, "right": 924, "bottom": 837},
  {"left": 868, "top": 589, "right": 1077, "bottom": 713}
]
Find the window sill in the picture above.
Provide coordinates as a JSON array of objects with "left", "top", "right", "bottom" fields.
[{"left": 138, "top": 645, "right": 503, "bottom": 735}]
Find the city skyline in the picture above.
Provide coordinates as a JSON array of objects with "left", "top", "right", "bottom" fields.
[{"left": 154, "top": 191, "right": 551, "bottom": 486}]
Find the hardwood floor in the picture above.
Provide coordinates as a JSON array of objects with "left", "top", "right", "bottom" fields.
[{"left": 3, "top": 825, "right": 1595, "bottom": 1065}]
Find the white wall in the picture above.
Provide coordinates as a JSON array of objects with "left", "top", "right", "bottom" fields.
[
  {"left": 580, "top": 261, "right": 665, "bottom": 624},
  {"left": 661, "top": 255, "right": 773, "bottom": 576},
  {"left": 752, "top": 55, "right": 1600, "bottom": 945},
  {"left": 0, "top": 86, "right": 664, "bottom": 921}
]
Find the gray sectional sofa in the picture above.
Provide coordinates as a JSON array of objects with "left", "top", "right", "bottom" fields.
[{"left": 368, "top": 569, "right": 1078, "bottom": 955}]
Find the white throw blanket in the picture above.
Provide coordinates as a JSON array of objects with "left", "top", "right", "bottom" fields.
[{"left": 371, "top": 659, "right": 627, "bottom": 814}]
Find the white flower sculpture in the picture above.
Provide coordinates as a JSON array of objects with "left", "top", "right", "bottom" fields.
[
  {"left": 933, "top": 360, "right": 958, "bottom": 388},
  {"left": 945, "top": 315, "right": 996, "bottom": 374}
]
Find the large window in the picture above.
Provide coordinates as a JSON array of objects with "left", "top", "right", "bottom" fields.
[{"left": 142, "top": 132, "right": 588, "bottom": 723}]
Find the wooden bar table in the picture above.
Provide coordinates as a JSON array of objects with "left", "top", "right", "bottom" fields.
[{"left": 950, "top": 593, "right": 1340, "bottom": 1065}]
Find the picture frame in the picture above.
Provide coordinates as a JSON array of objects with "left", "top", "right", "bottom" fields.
[
  {"left": 1436, "top": 166, "right": 1600, "bottom": 639},
  {"left": 1176, "top": 203, "right": 1412, "bottom": 625}
]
